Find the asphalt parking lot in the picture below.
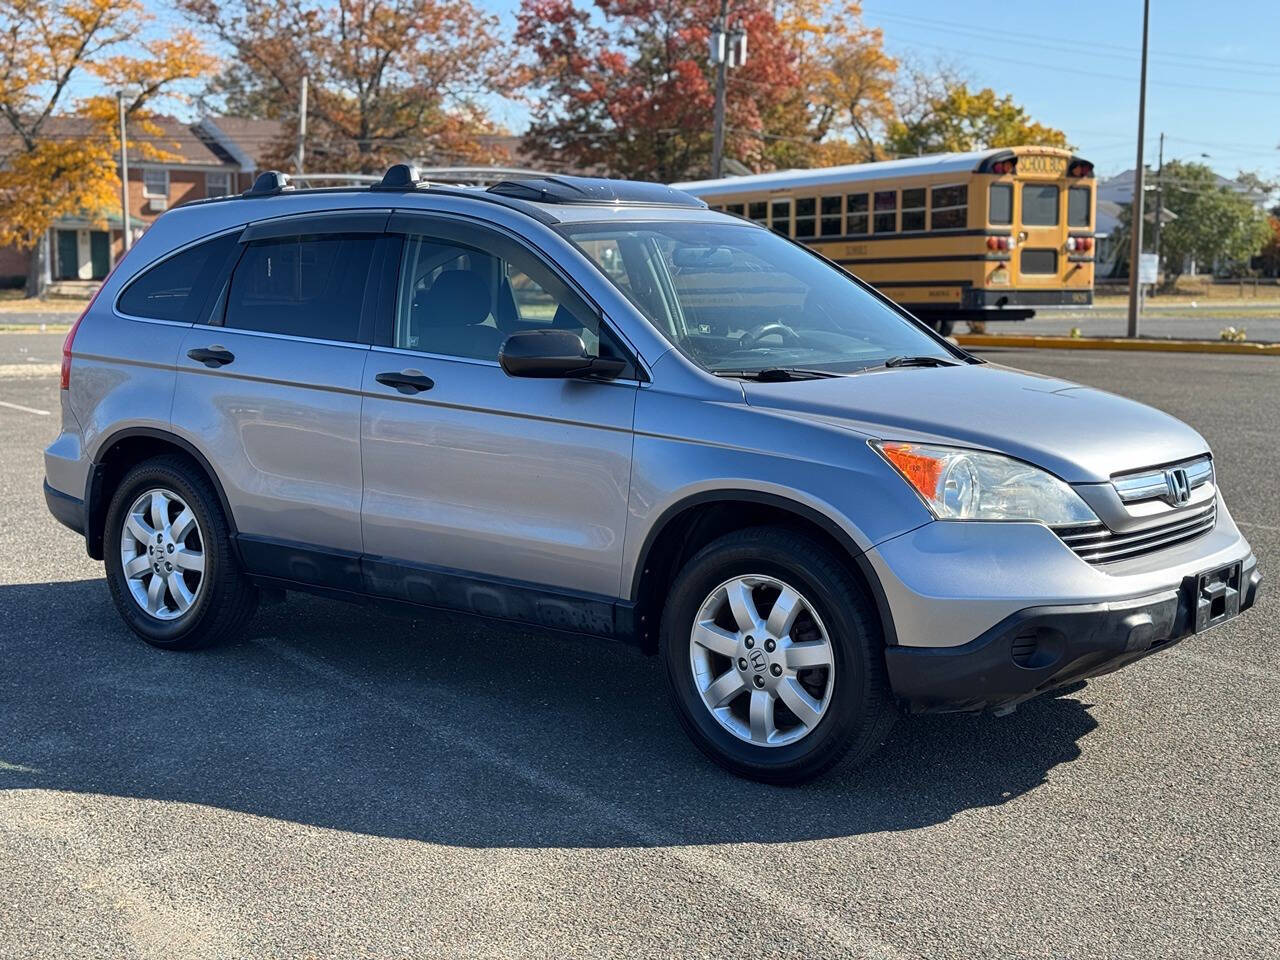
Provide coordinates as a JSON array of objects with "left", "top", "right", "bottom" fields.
[{"left": 1, "top": 334, "right": 1277, "bottom": 959}]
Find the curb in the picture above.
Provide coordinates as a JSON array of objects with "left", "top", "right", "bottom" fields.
[{"left": 955, "top": 334, "right": 1280, "bottom": 356}]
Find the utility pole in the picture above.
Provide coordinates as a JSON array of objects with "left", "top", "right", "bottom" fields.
[
  {"left": 117, "top": 91, "right": 131, "bottom": 253},
  {"left": 294, "top": 75, "right": 308, "bottom": 177},
  {"left": 1150, "top": 131, "right": 1165, "bottom": 297},
  {"left": 709, "top": 0, "right": 729, "bottom": 180},
  {"left": 1125, "top": 0, "right": 1150, "bottom": 338}
]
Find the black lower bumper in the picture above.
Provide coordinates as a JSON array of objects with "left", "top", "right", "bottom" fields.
[
  {"left": 885, "top": 558, "right": 1261, "bottom": 714},
  {"left": 44, "top": 479, "right": 85, "bottom": 536}
]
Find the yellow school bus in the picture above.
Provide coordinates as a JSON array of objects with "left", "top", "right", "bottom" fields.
[{"left": 673, "top": 146, "right": 1095, "bottom": 334}]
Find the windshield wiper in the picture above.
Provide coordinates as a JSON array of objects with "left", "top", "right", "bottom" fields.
[
  {"left": 711, "top": 367, "right": 845, "bottom": 382},
  {"left": 881, "top": 355, "right": 961, "bottom": 368}
]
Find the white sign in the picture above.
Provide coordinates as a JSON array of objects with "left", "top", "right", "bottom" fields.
[{"left": 1138, "top": 253, "right": 1159, "bottom": 285}]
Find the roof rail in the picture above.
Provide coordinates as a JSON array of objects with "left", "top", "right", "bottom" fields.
[
  {"left": 488, "top": 175, "right": 706, "bottom": 209},
  {"left": 244, "top": 170, "right": 294, "bottom": 196},
  {"left": 371, "top": 163, "right": 428, "bottom": 192}
]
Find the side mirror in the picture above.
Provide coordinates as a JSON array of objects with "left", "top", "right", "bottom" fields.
[{"left": 499, "top": 329, "right": 627, "bottom": 380}]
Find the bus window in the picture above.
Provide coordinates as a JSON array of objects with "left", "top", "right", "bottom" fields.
[
  {"left": 795, "top": 198, "right": 816, "bottom": 238},
  {"left": 820, "top": 196, "right": 842, "bottom": 236},
  {"left": 931, "top": 185, "right": 968, "bottom": 230},
  {"left": 989, "top": 184, "right": 1012, "bottom": 225},
  {"left": 770, "top": 199, "right": 792, "bottom": 236},
  {"left": 873, "top": 191, "right": 897, "bottom": 233},
  {"left": 901, "top": 188, "right": 926, "bottom": 231},
  {"left": 748, "top": 201, "right": 767, "bottom": 225},
  {"left": 846, "top": 193, "right": 869, "bottom": 235},
  {"left": 1022, "top": 184, "right": 1059, "bottom": 226},
  {"left": 1068, "top": 187, "right": 1091, "bottom": 228},
  {"left": 726, "top": 202, "right": 745, "bottom": 217}
]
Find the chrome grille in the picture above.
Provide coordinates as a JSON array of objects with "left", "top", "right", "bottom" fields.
[
  {"left": 1057, "top": 500, "right": 1217, "bottom": 565},
  {"left": 1112, "top": 455, "right": 1213, "bottom": 505}
]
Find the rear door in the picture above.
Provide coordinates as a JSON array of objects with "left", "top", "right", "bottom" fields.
[
  {"left": 172, "top": 211, "right": 390, "bottom": 588},
  {"left": 359, "top": 213, "right": 640, "bottom": 604}
]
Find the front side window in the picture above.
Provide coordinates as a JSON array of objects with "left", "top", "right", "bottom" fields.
[
  {"left": 563, "top": 220, "right": 955, "bottom": 375},
  {"left": 931, "top": 184, "right": 968, "bottom": 230},
  {"left": 117, "top": 233, "right": 239, "bottom": 322},
  {"left": 394, "top": 234, "right": 625, "bottom": 367},
  {"left": 873, "top": 190, "right": 897, "bottom": 233},
  {"left": 142, "top": 168, "right": 169, "bottom": 198},
  {"left": 901, "top": 188, "right": 926, "bottom": 232},
  {"left": 1068, "top": 186, "right": 1091, "bottom": 227},
  {"left": 223, "top": 233, "right": 376, "bottom": 342},
  {"left": 1022, "top": 184, "right": 1060, "bottom": 226},
  {"left": 989, "top": 184, "right": 1013, "bottom": 225}
]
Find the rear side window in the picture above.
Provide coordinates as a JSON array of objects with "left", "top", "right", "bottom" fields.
[
  {"left": 1068, "top": 186, "right": 1091, "bottom": 227},
  {"left": 873, "top": 191, "right": 897, "bottom": 233},
  {"left": 223, "top": 234, "right": 376, "bottom": 342},
  {"left": 988, "top": 184, "right": 1013, "bottom": 225},
  {"left": 117, "top": 233, "right": 239, "bottom": 322}
]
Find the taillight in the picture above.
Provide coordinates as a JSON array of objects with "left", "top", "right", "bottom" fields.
[
  {"left": 1067, "top": 237, "right": 1094, "bottom": 253},
  {"left": 1068, "top": 161, "right": 1094, "bottom": 178},
  {"left": 991, "top": 160, "right": 1017, "bottom": 175},
  {"left": 987, "top": 235, "right": 1014, "bottom": 251}
]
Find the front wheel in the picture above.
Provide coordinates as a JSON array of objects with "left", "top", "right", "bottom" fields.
[{"left": 660, "top": 526, "right": 895, "bottom": 783}]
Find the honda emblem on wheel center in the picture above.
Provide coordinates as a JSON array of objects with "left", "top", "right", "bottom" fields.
[{"left": 749, "top": 649, "right": 768, "bottom": 672}]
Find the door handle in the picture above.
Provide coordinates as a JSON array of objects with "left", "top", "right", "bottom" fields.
[
  {"left": 187, "top": 345, "right": 235, "bottom": 367},
  {"left": 375, "top": 369, "right": 435, "bottom": 394}
]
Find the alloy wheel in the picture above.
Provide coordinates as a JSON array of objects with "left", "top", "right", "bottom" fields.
[{"left": 119, "top": 487, "right": 206, "bottom": 621}]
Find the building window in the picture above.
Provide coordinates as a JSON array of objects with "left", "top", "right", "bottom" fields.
[
  {"left": 794, "top": 198, "right": 816, "bottom": 238},
  {"left": 873, "top": 190, "right": 897, "bottom": 233},
  {"left": 206, "top": 172, "right": 232, "bottom": 198},
  {"left": 820, "top": 196, "right": 842, "bottom": 236},
  {"left": 930, "top": 184, "right": 968, "bottom": 230},
  {"left": 901, "top": 188, "right": 926, "bottom": 232},
  {"left": 846, "top": 193, "right": 869, "bottom": 235},
  {"left": 142, "top": 168, "right": 169, "bottom": 198}
]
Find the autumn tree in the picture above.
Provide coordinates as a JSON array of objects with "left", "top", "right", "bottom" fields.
[
  {"left": 181, "top": 0, "right": 515, "bottom": 174},
  {"left": 886, "top": 67, "right": 1069, "bottom": 156},
  {"left": 0, "top": 0, "right": 212, "bottom": 294}
]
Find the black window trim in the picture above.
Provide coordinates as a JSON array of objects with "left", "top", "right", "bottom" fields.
[{"left": 382, "top": 210, "right": 649, "bottom": 383}]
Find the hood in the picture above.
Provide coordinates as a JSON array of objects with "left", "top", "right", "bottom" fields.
[{"left": 741, "top": 363, "right": 1208, "bottom": 483}]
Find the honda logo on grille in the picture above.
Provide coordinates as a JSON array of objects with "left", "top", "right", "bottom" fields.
[{"left": 1164, "top": 467, "right": 1192, "bottom": 505}]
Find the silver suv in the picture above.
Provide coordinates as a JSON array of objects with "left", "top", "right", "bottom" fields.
[{"left": 44, "top": 167, "right": 1261, "bottom": 783}]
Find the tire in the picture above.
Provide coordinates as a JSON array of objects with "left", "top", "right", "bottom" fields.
[
  {"left": 930, "top": 318, "right": 956, "bottom": 337},
  {"left": 103, "top": 455, "right": 258, "bottom": 650},
  {"left": 660, "top": 526, "right": 896, "bottom": 784}
]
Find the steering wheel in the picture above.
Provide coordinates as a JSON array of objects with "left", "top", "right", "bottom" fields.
[{"left": 739, "top": 322, "right": 801, "bottom": 349}]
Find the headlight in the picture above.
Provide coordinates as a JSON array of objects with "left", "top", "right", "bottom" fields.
[{"left": 873, "top": 441, "right": 1098, "bottom": 525}]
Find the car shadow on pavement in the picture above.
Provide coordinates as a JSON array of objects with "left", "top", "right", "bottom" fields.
[{"left": 1, "top": 579, "right": 1099, "bottom": 848}]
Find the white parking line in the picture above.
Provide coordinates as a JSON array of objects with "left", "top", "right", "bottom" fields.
[
  {"left": 0, "top": 399, "right": 50, "bottom": 416},
  {"left": 255, "top": 637, "right": 910, "bottom": 960}
]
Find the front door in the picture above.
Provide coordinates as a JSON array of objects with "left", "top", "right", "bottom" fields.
[
  {"left": 171, "top": 212, "right": 390, "bottom": 588},
  {"left": 359, "top": 217, "right": 639, "bottom": 606},
  {"left": 55, "top": 230, "right": 78, "bottom": 280}
]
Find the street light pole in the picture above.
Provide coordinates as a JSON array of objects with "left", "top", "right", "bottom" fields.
[
  {"left": 295, "top": 75, "right": 308, "bottom": 177},
  {"left": 710, "top": 0, "right": 729, "bottom": 180},
  {"left": 1125, "top": 0, "right": 1150, "bottom": 337},
  {"left": 117, "top": 91, "right": 131, "bottom": 253}
]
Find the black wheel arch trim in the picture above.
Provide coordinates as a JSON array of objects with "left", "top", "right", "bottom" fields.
[
  {"left": 630, "top": 489, "right": 899, "bottom": 647},
  {"left": 84, "top": 426, "right": 241, "bottom": 562}
]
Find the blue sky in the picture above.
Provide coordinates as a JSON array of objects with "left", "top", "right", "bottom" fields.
[{"left": 480, "top": 0, "right": 1280, "bottom": 182}]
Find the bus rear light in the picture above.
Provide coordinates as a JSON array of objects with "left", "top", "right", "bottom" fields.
[
  {"left": 990, "top": 160, "right": 1017, "bottom": 175},
  {"left": 1067, "top": 237, "right": 1094, "bottom": 253},
  {"left": 987, "top": 235, "right": 1013, "bottom": 252},
  {"left": 1068, "top": 161, "right": 1094, "bottom": 178}
]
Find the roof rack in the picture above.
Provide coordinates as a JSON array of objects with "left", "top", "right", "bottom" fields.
[
  {"left": 487, "top": 175, "right": 706, "bottom": 209},
  {"left": 243, "top": 170, "right": 295, "bottom": 196},
  {"left": 371, "top": 163, "right": 428, "bottom": 191}
]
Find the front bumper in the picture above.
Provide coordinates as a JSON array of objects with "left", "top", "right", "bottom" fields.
[
  {"left": 865, "top": 495, "right": 1260, "bottom": 713},
  {"left": 885, "top": 559, "right": 1261, "bottom": 713}
]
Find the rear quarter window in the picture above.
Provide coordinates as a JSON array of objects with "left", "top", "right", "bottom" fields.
[{"left": 116, "top": 233, "right": 240, "bottom": 322}]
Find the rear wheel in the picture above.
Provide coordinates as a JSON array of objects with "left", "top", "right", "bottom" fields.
[
  {"left": 660, "top": 526, "right": 895, "bottom": 783},
  {"left": 103, "top": 456, "right": 257, "bottom": 650}
]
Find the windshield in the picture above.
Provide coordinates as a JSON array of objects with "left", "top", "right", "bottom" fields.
[{"left": 561, "top": 220, "right": 958, "bottom": 375}]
